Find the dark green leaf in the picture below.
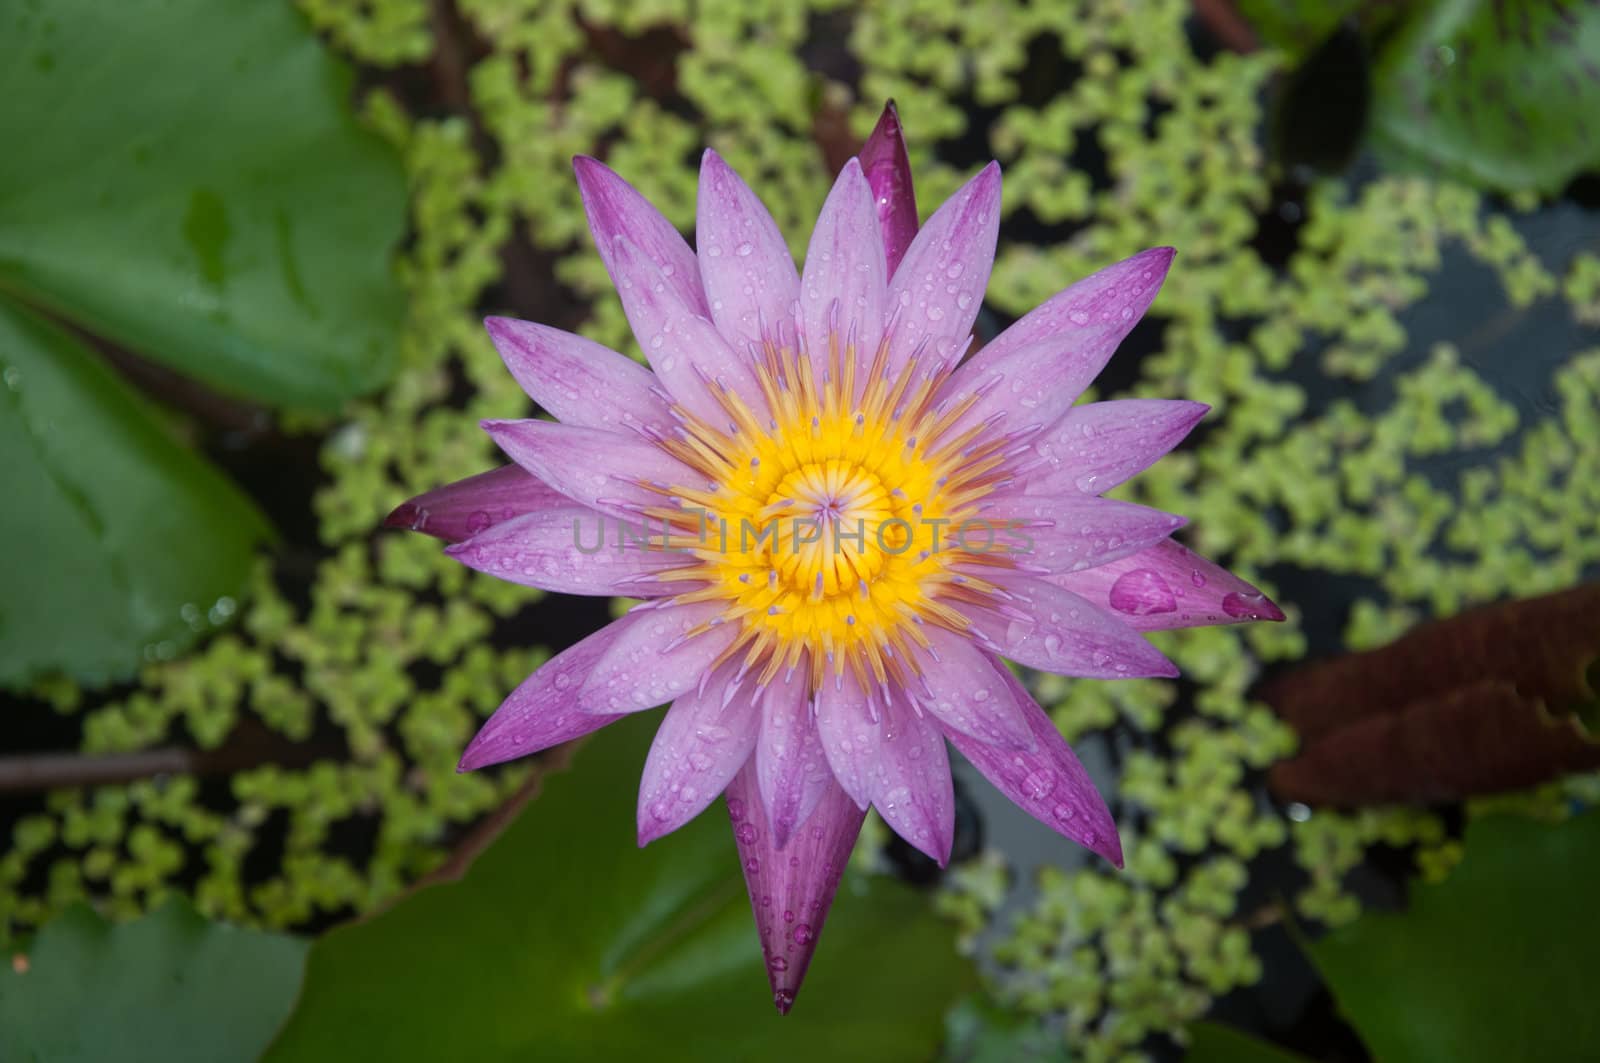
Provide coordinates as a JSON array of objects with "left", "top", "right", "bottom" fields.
[
  {"left": 267, "top": 712, "right": 974, "bottom": 1062},
  {"left": 1370, "top": 0, "right": 1600, "bottom": 193},
  {"left": 1185, "top": 1022, "right": 1313, "bottom": 1063},
  {"left": 0, "top": 898, "right": 308, "bottom": 1063},
  {"left": 0, "top": 299, "right": 268, "bottom": 687},
  {"left": 1306, "top": 811, "right": 1600, "bottom": 1063},
  {"left": 0, "top": 0, "right": 405, "bottom": 410}
]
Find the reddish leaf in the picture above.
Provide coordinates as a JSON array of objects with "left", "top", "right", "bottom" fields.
[{"left": 1264, "top": 584, "right": 1600, "bottom": 805}]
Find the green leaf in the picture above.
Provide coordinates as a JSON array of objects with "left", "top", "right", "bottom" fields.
[
  {"left": 1185, "top": 1022, "right": 1314, "bottom": 1063},
  {"left": 0, "top": 0, "right": 405, "bottom": 410},
  {"left": 1305, "top": 811, "right": 1600, "bottom": 1063},
  {"left": 267, "top": 712, "right": 974, "bottom": 1061},
  {"left": 0, "top": 299, "right": 268, "bottom": 687},
  {"left": 0, "top": 898, "right": 308, "bottom": 1063},
  {"left": 1369, "top": 0, "right": 1600, "bottom": 194}
]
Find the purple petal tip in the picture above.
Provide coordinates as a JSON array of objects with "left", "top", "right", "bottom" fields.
[{"left": 383, "top": 500, "right": 420, "bottom": 530}]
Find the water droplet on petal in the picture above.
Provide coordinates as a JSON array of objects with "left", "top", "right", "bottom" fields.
[
  {"left": 1022, "top": 769, "right": 1056, "bottom": 799},
  {"left": 1108, "top": 569, "right": 1178, "bottom": 616},
  {"left": 1222, "top": 591, "right": 1272, "bottom": 619}
]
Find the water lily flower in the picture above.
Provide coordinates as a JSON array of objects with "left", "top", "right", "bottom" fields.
[{"left": 388, "top": 103, "right": 1284, "bottom": 1012}]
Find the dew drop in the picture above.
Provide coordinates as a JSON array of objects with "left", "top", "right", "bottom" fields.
[
  {"left": 1222, "top": 591, "right": 1271, "bottom": 619},
  {"left": 736, "top": 242, "right": 754, "bottom": 256},
  {"left": 1108, "top": 569, "right": 1178, "bottom": 616},
  {"left": 1022, "top": 769, "right": 1056, "bottom": 799}
]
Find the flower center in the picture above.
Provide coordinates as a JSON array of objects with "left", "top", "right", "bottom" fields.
[{"left": 643, "top": 332, "right": 1017, "bottom": 696}]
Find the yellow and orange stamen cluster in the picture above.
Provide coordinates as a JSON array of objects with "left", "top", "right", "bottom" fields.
[{"left": 639, "top": 326, "right": 1025, "bottom": 704}]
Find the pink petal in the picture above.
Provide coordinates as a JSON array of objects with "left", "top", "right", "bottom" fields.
[
  {"left": 696, "top": 150, "right": 800, "bottom": 351},
  {"left": 859, "top": 101, "right": 918, "bottom": 275},
  {"left": 814, "top": 672, "right": 954, "bottom": 864},
  {"left": 976, "top": 246, "right": 1174, "bottom": 367},
  {"left": 1047, "top": 538, "right": 1286, "bottom": 631},
  {"left": 991, "top": 492, "right": 1186, "bottom": 573},
  {"left": 578, "top": 600, "right": 740, "bottom": 714},
  {"left": 932, "top": 335, "right": 1092, "bottom": 445},
  {"left": 574, "top": 155, "right": 707, "bottom": 315},
  {"left": 799, "top": 158, "right": 888, "bottom": 389},
  {"left": 755, "top": 677, "right": 833, "bottom": 850},
  {"left": 483, "top": 316, "right": 672, "bottom": 434},
  {"left": 726, "top": 765, "right": 865, "bottom": 1014},
  {"left": 636, "top": 665, "right": 759, "bottom": 845},
  {"left": 384, "top": 465, "right": 564, "bottom": 544},
  {"left": 444, "top": 503, "right": 679, "bottom": 596},
  {"left": 457, "top": 619, "right": 632, "bottom": 771},
  {"left": 482, "top": 419, "right": 697, "bottom": 520},
  {"left": 945, "top": 666, "right": 1123, "bottom": 867},
  {"left": 913, "top": 626, "right": 1034, "bottom": 748},
  {"left": 608, "top": 234, "right": 766, "bottom": 425},
  {"left": 883, "top": 162, "right": 1001, "bottom": 378},
  {"left": 1014, "top": 399, "right": 1209, "bottom": 496},
  {"left": 970, "top": 577, "right": 1178, "bottom": 679}
]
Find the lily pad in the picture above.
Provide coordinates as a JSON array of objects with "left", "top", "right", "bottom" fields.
[
  {"left": 0, "top": 898, "right": 308, "bottom": 1063},
  {"left": 0, "top": 301, "right": 268, "bottom": 688},
  {"left": 1369, "top": 0, "right": 1600, "bottom": 194},
  {"left": 1242, "top": 0, "right": 1600, "bottom": 193},
  {"left": 0, "top": 0, "right": 405, "bottom": 410},
  {"left": 267, "top": 711, "right": 974, "bottom": 1061},
  {"left": 1305, "top": 811, "right": 1600, "bottom": 1063}
]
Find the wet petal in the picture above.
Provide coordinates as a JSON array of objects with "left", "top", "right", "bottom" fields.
[
  {"left": 799, "top": 158, "right": 887, "bottom": 388},
  {"left": 483, "top": 316, "right": 672, "bottom": 434},
  {"left": 859, "top": 101, "right": 918, "bottom": 275},
  {"left": 384, "top": 465, "right": 564, "bottom": 544},
  {"left": 884, "top": 162, "right": 1000, "bottom": 378},
  {"left": 933, "top": 335, "right": 1090, "bottom": 444},
  {"left": 445, "top": 503, "right": 679, "bottom": 596},
  {"left": 755, "top": 677, "right": 832, "bottom": 850},
  {"left": 457, "top": 620, "right": 631, "bottom": 771},
  {"left": 992, "top": 493, "right": 1186, "bottom": 574},
  {"left": 578, "top": 600, "right": 740, "bottom": 714},
  {"left": 972, "top": 576, "right": 1178, "bottom": 679},
  {"left": 913, "top": 626, "right": 1034, "bottom": 748},
  {"left": 574, "top": 155, "right": 707, "bottom": 315},
  {"left": 976, "top": 246, "right": 1174, "bottom": 368},
  {"left": 636, "top": 665, "right": 759, "bottom": 845},
  {"left": 608, "top": 233, "right": 767, "bottom": 424},
  {"left": 726, "top": 765, "right": 866, "bottom": 1014},
  {"left": 696, "top": 149, "right": 800, "bottom": 352},
  {"left": 1014, "top": 399, "right": 1209, "bottom": 496},
  {"left": 814, "top": 671, "right": 954, "bottom": 864},
  {"left": 1047, "top": 538, "right": 1286, "bottom": 631},
  {"left": 945, "top": 666, "right": 1123, "bottom": 867},
  {"left": 482, "top": 419, "right": 698, "bottom": 521}
]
